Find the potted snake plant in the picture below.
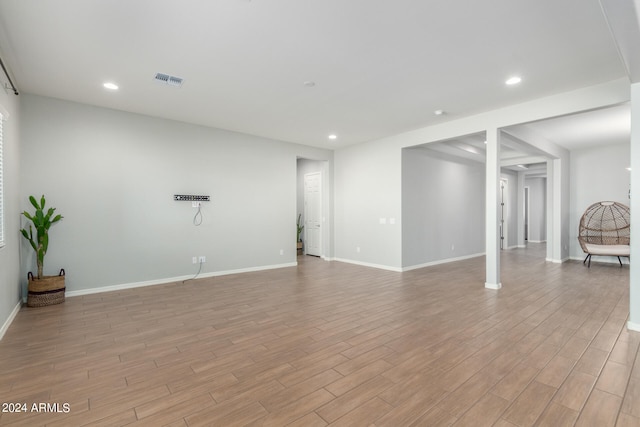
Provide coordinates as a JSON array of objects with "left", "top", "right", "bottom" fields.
[
  {"left": 20, "top": 195, "right": 65, "bottom": 307},
  {"left": 297, "top": 213, "right": 304, "bottom": 254}
]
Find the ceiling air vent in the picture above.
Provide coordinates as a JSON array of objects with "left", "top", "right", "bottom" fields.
[{"left": 154, "top": 72, "right": 184, "bottom": 87}]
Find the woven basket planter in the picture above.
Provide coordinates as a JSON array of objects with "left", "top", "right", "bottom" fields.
[{"left": 27, "top": 269, "right": 66, "bottom": 307}]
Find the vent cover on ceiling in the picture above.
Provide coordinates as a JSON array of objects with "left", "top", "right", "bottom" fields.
[{"left": 154, "top": 72, "right": 184, "bottom": 87}]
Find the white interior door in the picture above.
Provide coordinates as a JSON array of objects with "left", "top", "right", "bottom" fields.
[
  {"left": 304, "top": 172, "right": 322, "bottom": 256},
  {"left": 500, "top": 179, "right": 508, "bottom": 250},
  {"left": 524, "top": 186, "right": 530, "bottom": 241}
]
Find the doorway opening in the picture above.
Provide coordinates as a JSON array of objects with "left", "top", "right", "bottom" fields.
[{"left": 296, "top": 158, "right": 329, "bottom": 259}]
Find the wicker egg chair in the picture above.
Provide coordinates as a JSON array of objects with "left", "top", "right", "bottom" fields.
[{"left": 578, "top": 201, "right": 630, "bottom": 267}]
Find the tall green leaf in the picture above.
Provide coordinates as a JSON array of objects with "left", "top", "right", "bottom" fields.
[
  {"left": 20, "top": 195, "right": 63, "bottom": 279},
  {"left": 29, "top": 195, "right": 39, "bottom": 210}
]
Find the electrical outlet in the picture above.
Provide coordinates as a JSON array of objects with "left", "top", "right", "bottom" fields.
[
  {"left": 356, "top": 246, "right": 361, "bottom": 253},
  {"left": 279, "top": 249, "right": 284, "bottom": 255},
  {"left": 192, "top": 256, "right": 197, "bottom": 264},
  {"left": 192, "top": 201, "right": 201, "bottom": 208},
  {"left": 199, "top": 256, "right": 206, "bottom": 263}
]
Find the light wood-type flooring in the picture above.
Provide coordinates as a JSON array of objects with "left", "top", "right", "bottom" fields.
[{"left": 1, "top": 244, "right": 639, "bottom": 426}]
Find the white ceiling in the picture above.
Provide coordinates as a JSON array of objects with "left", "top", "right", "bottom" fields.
[
  {"left": 417, "top": 102, "right": 630, "bottom": 172},
  {"left": 520, "top": 103, "right": 631, "bottom": 150},
  {"left": 0, "top": 0, "right": 632, "bottom": 150}
]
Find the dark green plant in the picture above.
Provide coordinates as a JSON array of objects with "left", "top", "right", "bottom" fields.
[
  {"left": 297, "top": 213, "right": 304, "bottom": 242},
  {"left": 20, "top": 195, "right": 63, "bottom": 279}
]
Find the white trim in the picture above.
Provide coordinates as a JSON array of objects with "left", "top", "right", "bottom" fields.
[
  {"left": 402, "top": 252, "right": 485, "bottom": 272},
  {"left": 546, "top": 257, "right": 569, "bottom": 263},
  {"left": 0, "top": 300, "right": 22, "bottom": 341},
  {"left": 334, "top": 252, "right": 486, "bottom": 273},
  {"left": 628, "top": 321, "right": 640, "bottom": 332},
  {"left": 529, "top": 240, "right": 547, "bottom": 243},
  {"left": 333, "top": 258, "right": 403, "bottom": 272},
  {"left": 485, "top": 282, "right": 502, "bottom": 290},
  {"left": 66, "top": 262, "right": 297, "bottom": 298}
]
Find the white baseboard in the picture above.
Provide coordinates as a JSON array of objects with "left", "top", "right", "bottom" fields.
[
  {"left": 528, "top": 240, "right": 547, "bottom": 243},
  {"left": 66, "top": 262, "right": 297, "bottom": 298},
  {"left": 402, "top": 252, "right": 485, "bottom": 272},
  {"left": 485, "top": 282, "right": 502, "bottom": 290},
  {"left": 0, "top": 300, "right": 22, "bottom": 341},
  {"left": 335, "top": 252, "right": 486, "bottom": 273},
  {"left": 546, "top": 257, "right": 569, "bottom": 264},
  {"left": 333, "top": 258, "right": 403, "bottom": 272},
  {"left": 628, "top": 321, "right": 640, "bottom": 332}
]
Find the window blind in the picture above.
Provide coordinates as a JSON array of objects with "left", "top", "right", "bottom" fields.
[{"left": 0, "top": 111, "right": 4, "bottom": 248}]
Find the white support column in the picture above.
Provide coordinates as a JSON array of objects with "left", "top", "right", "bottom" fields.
[
  {"left": 630, "top": 83, "right": 640, "bottom": 331},
  {"left": 516, "top": 171, "right": 525, "bottom": 248},
  {"left": 546, "top": 160, "right": 554, "bottom": 262},
  {"left": 551, "top": 158, "right": 564, "bottom": 262},
  {"left": 544, "top": 157, "right": 568, "bottom": 263},
  {"left": 485, "top": 128, "right": 502, "bottom": 289}
]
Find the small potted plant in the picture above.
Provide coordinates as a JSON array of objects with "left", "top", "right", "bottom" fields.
[
  {"left": 20, "top": 195, "right": 65, "bottom": 307},
  {"left": 297, "top": 213, "right": 304, "bottom": 254}
]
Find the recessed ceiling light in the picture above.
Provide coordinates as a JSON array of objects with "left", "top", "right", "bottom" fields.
[
  {"left": 328, "top": 134, "right": 337, "bottom": 140},
  {"left": 434, "top": 109, "right": 444, "bottom": 116},
  {"left": 103, "top": 82, "right": 119, "bottom": 90},
  {"left": 517, "top": 164, "right": 529, "bottom": 169},
  {"left": 627, "top": 167, "right": 632, "bottom": 171},
  {"left": 505, "top": 76, "right": 522, "bottom": 85}
]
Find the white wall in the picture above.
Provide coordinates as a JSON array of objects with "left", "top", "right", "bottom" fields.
[
  {"left": 569, "top": 141, "right": 630, "bottom": 260},
  {"left": 334, "top": 139, "right": 402, "bottom": 270},
  {"left": 0, "top": 87, "right": 21, "bottom": 339},
  {"left": 525, "top": 177, "right": 547, "bottom": 242},
  {"left": 402, "top": 148, "right": 485, "bottom": 268},
  {"left": 19, "top": 94, "right": 332, "bottom": 294},
  {"left": 333, "top": 79, "right": 628, "bottom": 273}
]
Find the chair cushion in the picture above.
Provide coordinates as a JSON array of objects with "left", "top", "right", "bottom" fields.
[{"left": 584, "top": 243, "right": 630, "bottom": 256}]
